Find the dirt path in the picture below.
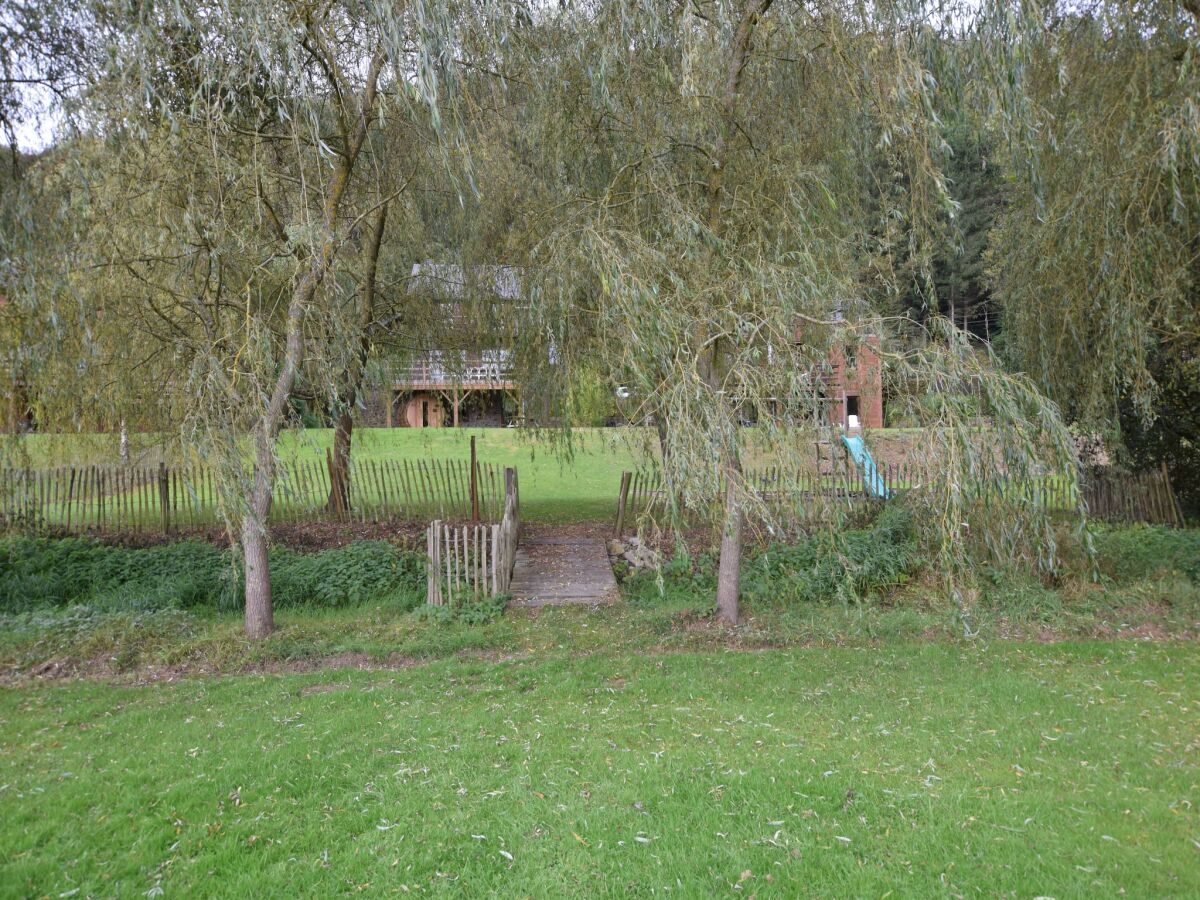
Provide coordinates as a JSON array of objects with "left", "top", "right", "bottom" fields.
[{"left": 508, "top": 523, "right": 619, "bottom": 607}]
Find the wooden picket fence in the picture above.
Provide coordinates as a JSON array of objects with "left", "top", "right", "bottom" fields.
[
  {"left": 614, "top": 461, "right": 1184, "bottom": 533},
  {"left": 614, "top": 464, "right": 912, "bottom": 535},
  {"left": 0, "top": 455, "right": 508, "bottom": 534},
  {"left": 1079, "top": 462, "right": 1184, "bottom": 527},
  {"left": 426, "top": 467, "right": 520, "bottom": 605}
]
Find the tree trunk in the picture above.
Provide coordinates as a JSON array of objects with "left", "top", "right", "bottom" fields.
[
  {"left": 700, "top": 0, "right": 772, "bottom": 624},
  {"left": 715, "top": 447, "right": 744, "bottom": 624},
  {"left": 327, "top": 201, "right": 388, "bottom": 514},
  {"left": 328, "top": 410, "right": 353, "bottom": 515},
  {"left": 239, "top": 49, "right": 387, "bottom": 638},
  {"left": 242, "top": 514, "right": 274, "bottom": 639}
]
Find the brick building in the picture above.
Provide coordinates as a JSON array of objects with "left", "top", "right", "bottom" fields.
[{"left": 823, "top": 335, "right": 884, "bottom": 430}]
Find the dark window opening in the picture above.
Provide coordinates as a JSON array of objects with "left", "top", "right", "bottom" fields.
[
  {"left": 846, "top": 395, "right": 860, "bottom": 424},
  {"left": 421, "top": 400, "right": 429, "bottom": 428}
]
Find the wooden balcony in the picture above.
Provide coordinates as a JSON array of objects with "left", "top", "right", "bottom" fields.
[{"left": 393, "top": 354, "right": 517, "bottom": 391}]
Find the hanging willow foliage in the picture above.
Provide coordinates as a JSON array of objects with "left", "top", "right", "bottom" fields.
[
  {"left": 2, "top": 0, "right": 526, "bottom": 637},
  {"left": 485, "top": 0, "right": 1087, "bottom": 622},
  {"left": 981, "top": 0, "right": 1200, "bottom": 432},
  {"left": 6, "top": 0, "right": 1190, "bottom": 628}
]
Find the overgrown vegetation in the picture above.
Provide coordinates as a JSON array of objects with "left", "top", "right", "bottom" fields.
[
  {"left": 0, "top": 538, "right": 425, "bottom": 614},
  {"left": 624, "top": 512, "right": 1199, "bottom": 636},
  {"left": 0, "top": 522, "right": 1196, "bottom": 682},
  {"left": 624, "top": 504, "right": 921, "bottom": 611}
]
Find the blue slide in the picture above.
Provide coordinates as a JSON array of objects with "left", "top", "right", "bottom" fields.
[{"left": 840, "top": 435, "right": 891, "bottom": 499}]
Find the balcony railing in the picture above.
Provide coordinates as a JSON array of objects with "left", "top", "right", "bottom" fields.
[{"left": 395, "top": 352, "right": 515, "bottom": 388}]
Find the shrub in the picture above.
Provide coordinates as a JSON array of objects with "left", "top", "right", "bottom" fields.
[
  {"left": 1090, "top": 525, "right": 1200, "bottom": 583},
  {"left": 745, "top": 503, "right": 922, "bottom": 606},
  {"left": 262, "top": 542, "right": 425, "bottom": 611},
  {"left": 0, "top": 538, "right": 228, "bottom": 611}
]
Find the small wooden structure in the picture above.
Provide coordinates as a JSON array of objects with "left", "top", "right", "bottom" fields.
[
  {"left": 426, "top": 466, "right": 520, "bottom": 605},
  {"left": 383, "top": 262, "right": 521, "bottom": 429}
]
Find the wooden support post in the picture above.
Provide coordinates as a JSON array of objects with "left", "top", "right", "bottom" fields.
[{"left": 453, "top": 387, "right": 460, "bottom": 427}]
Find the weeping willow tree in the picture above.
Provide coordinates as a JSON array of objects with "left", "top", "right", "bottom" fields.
[
  {"left": 8, "top": 0, "right": 518, "bottom": 638},
  {"left": 983, "top": 0, "right": 1200, "bottom": 505},
  {"left": 495, "top": 0, "right": 1085, "bottom": 623}
]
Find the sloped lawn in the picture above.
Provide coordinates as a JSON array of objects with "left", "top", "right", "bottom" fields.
[{"left": 1, "top": 641, "right": 1197, "bottom": 897}]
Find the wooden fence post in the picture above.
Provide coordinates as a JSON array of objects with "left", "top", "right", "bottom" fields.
[
  {"left": 158, "top": 462, "right": 170, "bottom": 534},
  {"left": 470, "top": 435, "right": 480, "bottom": 522},
  {"left": 614, "top": 471, "right": 632, "bottom": 537}
]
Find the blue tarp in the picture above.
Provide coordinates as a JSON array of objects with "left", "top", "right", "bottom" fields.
[{"left": 840, "top": 434, "right": 891, "bottom": 499}]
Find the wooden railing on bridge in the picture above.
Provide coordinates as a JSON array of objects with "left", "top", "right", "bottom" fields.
[{"left": 426, "top": 467, "right": 520, "bottom": 605}]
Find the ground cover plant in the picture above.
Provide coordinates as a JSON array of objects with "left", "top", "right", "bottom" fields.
[
  {"left": 1, "top": 641, "right": 1198, "bottom": 897},
  {"left": 0, "top": 537, "right": 425, "bottom": 615}
]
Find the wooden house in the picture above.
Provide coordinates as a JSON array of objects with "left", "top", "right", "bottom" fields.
[{"left": 371, "top": 263, "right": 521, "bottom": 429}]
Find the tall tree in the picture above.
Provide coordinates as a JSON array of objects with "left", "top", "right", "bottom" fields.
[
  {"left": 13, "top": 0, "right": 497, "bottom": 637},
  {"left": 985, "top": 0, "right": 1200, "bottom": 503},
  {"left": 509, "top": 1, "right": 1081, "bottom": 623}
]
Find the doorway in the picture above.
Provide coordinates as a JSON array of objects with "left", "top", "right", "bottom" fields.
[{"left": 846, "top": 395, "right": 860, "bottom": 428}]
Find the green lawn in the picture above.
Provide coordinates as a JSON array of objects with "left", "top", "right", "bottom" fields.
[
  {"left": 1, "top": 640, "right": 1198, "bottom": 896},
  {"left": 281, "top": 427, "right": 649, "bottom": 523}
]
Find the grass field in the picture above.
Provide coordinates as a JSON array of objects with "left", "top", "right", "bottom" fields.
[
  {"left": 282, "top": 428, "right": 648, "bottom": 523},
  {"left": 1, "top": 431, "right": 1194, "bottom": 895},
  {"left": 1, "top": 640, "right": 1197, "bottom": 897}
]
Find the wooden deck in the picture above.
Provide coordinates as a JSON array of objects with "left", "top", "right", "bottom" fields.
[{"left": 507, "top": 528, "right": 619, "bottom": 607}]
